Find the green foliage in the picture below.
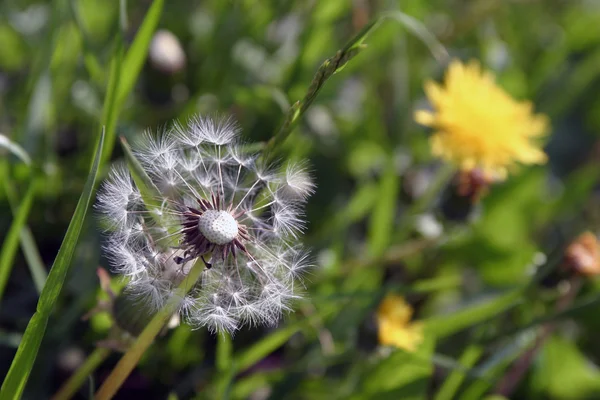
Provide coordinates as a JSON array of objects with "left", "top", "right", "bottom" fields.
[
  {"left": 0, "top": 1, "right": 600, "bottom": 399},
  {"left": 0, "top": 180, "right": 38, "bottom": 303},
  {"left": 0, "top": 131, "right": 104, "bottom": 400}
]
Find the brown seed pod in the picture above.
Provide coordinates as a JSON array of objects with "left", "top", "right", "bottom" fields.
[{"left": 563, "top": 231, "right": 600, "bottom": 276}]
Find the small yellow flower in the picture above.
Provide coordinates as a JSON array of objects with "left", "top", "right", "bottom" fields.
[
  {"left": 415, "top": 60, "right": 549, "bottom": 179},
  {"left": 377, "top": 294, "right": 423, "bottom": 352}
]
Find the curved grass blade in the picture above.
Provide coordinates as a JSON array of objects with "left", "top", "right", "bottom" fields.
[
  {"left": 434, "top": 345, "right": 483, "bottom": 400},
  {"left": 2, "top": 177, "right": 46, "bottom": 294},
  {"left": 382, "top": 11, "right": 449, "bottom": 64},
  {"left": 263, "top": 19, "right": 379, "bottom": 159},
  {"left": 100, "top": 41, "right": 124, "bottom": 166},
  {"left": 0, "top": 180, "right": 38, "bottom": 304},
  {"left": 423, "top": 290, "right": 522, "bottom": 339},
  {"left": 119, "top": 136, "right": 161, "bottom": 209},
  {"left": 0, "top": 134, "right": 31, "bottom": 165},
  {"left": 234, "top": 311, "right": 328, "bottom": 372},
  {"left": 0, "top": 131, "right": 104, "bottom": 400}
]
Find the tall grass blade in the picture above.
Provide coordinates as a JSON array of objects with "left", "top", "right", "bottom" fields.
[
  {"left": 0, "top": 131, "right": 104, "bottom": 400},
  {"left": 0, "top": 180, "right": 38, "bottom": 304}
]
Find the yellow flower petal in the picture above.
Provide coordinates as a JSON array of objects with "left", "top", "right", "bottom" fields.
[
  {"left": 415, "top": 59, "right": 549, "bottom": 180},
  {"left": 414, "top": 110, "right": 436, "bottom": 126},
  {"left": 376, "top": 295, "right": 423, "bottom": 352}
]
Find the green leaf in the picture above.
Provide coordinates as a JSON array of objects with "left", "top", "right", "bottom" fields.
[
  {"left": 382, "top": 11, "right": 449, "bottom": 63},
  {"left": 234, "top": 322, "right": 301, "bottom": 373},
  {"left": 368, "top": 160, "right": 399, "bottom": 257},
  {"left": 0, "top": 134, "right": 31, "bottom": 165},
  {"left": 233, "top": 312, "right": 326, "bottom": 373},
  {"left": 0, "top": 131, "right": 104, "bottom": 400},
  {"left": 423, "top": 290, "right": 522, "bottom": 339},
  {"left": 3, "top": 178, "right": 46, "bottom": 294},
  {"left": 459, "top": 333, "right": 536, "bottom": 400},
  {"left": 530, "top": 335, "right": 600, "bottom": 399},
  {"left": 67, "top": 0, "right": 106, "bottom": 86},
  {"left": 0, "top": 180, "right": 38, "bottom": 304},
  {"left": 99, "top": 40, "right": 124, "bottom": 166},
  {"left": 358, "top": 337, "right": 435, "bottom": 400},
  {"left": 434, "top": 345, "right": 483, "bottom": 400}
]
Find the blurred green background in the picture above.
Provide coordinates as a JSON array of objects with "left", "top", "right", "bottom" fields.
[{"left": 2, "top": 0, "right": 600, "bottom": 399}]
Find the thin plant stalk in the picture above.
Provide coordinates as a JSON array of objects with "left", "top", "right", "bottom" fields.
[
  {"left": 51, "top": 347, "right": 111, "bottom": 400},
  {"left": 95, "top": 260, "right": 205, "bottom": 400},
  {"left": 262, "top": 20, "right": 379, "bottom": 161}
]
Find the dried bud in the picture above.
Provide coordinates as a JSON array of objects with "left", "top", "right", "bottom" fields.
[
  {"left": 563, "top": 231, "right": 600, "bottom": 276},
  {"left": 441, "top": 169, "right": 495, "bottom": 221},
  {"left": 456, "top": 169, "right": 494, "bottom": 203}
]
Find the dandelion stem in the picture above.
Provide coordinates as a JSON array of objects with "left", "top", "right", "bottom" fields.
[
  {"left": 51, "top": 347, "right": 111, "bottom": 400},
  {"left": 95, "top": 259, "right": 205, "bottom": 400}
]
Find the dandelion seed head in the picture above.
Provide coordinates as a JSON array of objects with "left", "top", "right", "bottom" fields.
[
  {"left": 97, "top": 114, "right": 313, "bottom": 333},
  {"left": 198, "top": 210, "right": 239, "bottom": 245}
]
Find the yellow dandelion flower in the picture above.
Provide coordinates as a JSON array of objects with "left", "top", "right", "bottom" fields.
[
  {"left": 415, "top": 60, "right": 549, "bottom": 179},
  {"left": 376, "top": 294, "right": 423, "bottom": 352}
]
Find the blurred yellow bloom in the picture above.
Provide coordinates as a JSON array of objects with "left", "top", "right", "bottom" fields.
[
  {"left": 415, "top": 60, "right": 549, "bottom": 179},
  {"left": 377, "top": 294, "right": 423, "bottom": 352}
]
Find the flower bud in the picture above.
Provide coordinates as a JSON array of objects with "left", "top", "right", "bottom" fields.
[{"left": 563, "top": 231, "right": 600, "bottom": 276}]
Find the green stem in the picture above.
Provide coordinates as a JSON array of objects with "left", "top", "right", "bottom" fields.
[
  {"left": 95, "top": 259, "right": 205, "bottom": 400},
  {"left": 262, "top": 20, "right": 379, "bottom": 162},
  {"left": 51, "top": 347, "right": 111, "bottom": 400}
]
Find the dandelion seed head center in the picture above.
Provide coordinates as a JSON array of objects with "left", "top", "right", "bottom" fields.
[{"left": 198, "top": 210, "right": 239, "bottom": 245}]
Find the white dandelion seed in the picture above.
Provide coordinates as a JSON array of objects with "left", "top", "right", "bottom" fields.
[{"left": 96, "top": 114, "right": 314, "bottom": 333}]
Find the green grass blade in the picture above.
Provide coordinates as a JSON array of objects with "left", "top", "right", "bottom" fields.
[
  {"left": 0, "top": 131, "right": 104, "bottom": 400},
  {"left": 368, "top": 160, "right": 399, "bottom": 257},
  {"left": 233, "top": 311, "right": 326, "bottom": 373},
  {"left": 423, "top": 290, "right": 522, "bottom": 339},
  {"left": 382, "top": 11, "right": 449, "bottom": 63},
  {"left": 119, "top": 136, "right": 161, "bottom": 206},
  {"left": 67, "top": 0, "right": 106, "bottom": 86},
  {"left": 0, "top": 180, "right": 38, "bottom": 304},
  {"left": 119, "top": 137, "right": 178, "bottom": 239},
  {"left": 0, "top": 134, "right": 31, "bottom": 165},
  {"left": 434, "top": 345, "right": 483, "bottom": 400},
  {"left": 116, "top": 0, "right": 164, "bottom": 104},
  {"left": 3, "top": 177, "right": 47, "bottom": 294},
  {"left": 234, "top": 322, "right": 302, "bottom": 372},
  {"left": 16, "top": 228, "right": 47, "bottom": 294},
  {"left": 100, "top": 0, "right": 164, "bottom": 166},
  {"left": 99, "top": 41, "right": 124, "bottom": 166}
]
